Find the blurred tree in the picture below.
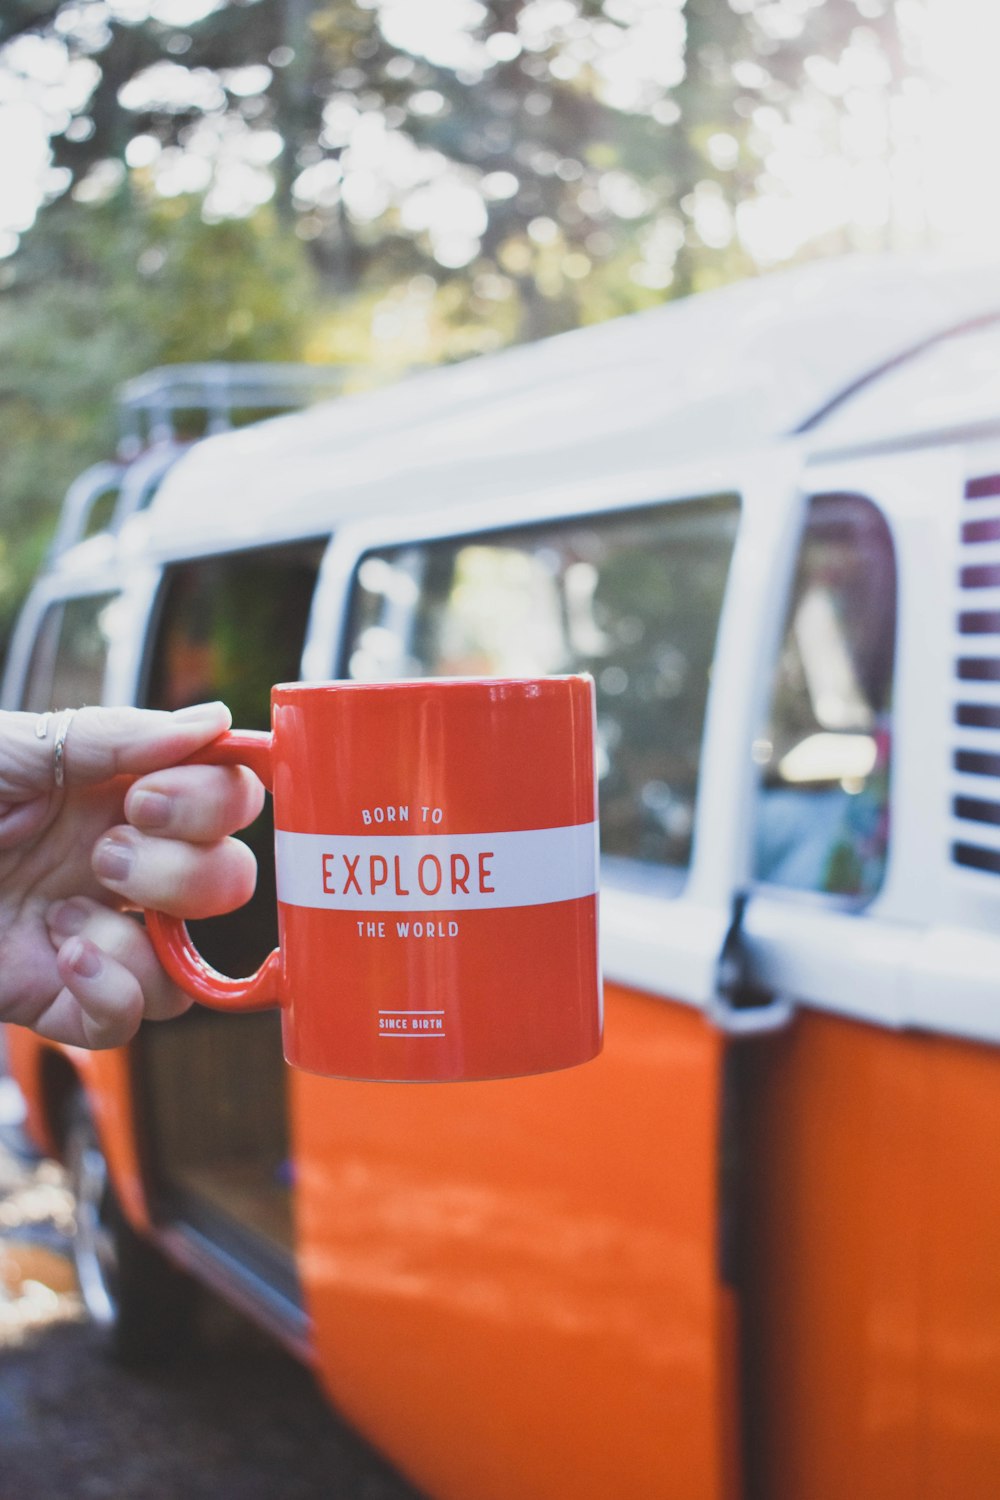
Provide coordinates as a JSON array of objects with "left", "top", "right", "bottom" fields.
[
  {"left": 0, "top": 0, "right": 913, "bottom": 638},
  {"left": 2, "top": 1, "right": 910, "bottom": 325},
  {"left": 0, "top": 190, "right": 317, "bottom": 633}
]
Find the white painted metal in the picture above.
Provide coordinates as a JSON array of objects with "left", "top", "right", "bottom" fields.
[
  {"left": 809, "top": 317, "right": 1000, "bottom": 457},
  {"left": 48, "top": 462, "right": 123, "bottom": 560},
  {"left": 14, "top": 254, "right": 1000, "bottom": 1042},
  {"left": 136, "top": 255, "right": 1000, "bottom": 559}
]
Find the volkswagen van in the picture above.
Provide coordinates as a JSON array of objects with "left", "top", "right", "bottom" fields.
[{"left": 5, "top": 255, "right": 1000, "bottom": 1500}]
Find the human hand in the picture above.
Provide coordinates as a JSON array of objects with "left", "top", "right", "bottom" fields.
[{"left": 0, "top": 703, "right": 264, "bottom": 1049}]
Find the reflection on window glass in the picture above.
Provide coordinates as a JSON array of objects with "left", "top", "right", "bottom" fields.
[
  {"left": 23, "top": 594, "right": 118, "bottom": 712},
  {"left": 144, "top": 542, "right": 324, "bottom": 973},
  {"left": 345, "top": 498, "right": 740, "bottom": 870},
  {"left": 753, "top": 494, "right": 895, "bottom": 899}
]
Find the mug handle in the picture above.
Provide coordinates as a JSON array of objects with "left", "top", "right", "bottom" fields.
[{"left": 143, "top": 729, "right": 283, "bottom": 1012}]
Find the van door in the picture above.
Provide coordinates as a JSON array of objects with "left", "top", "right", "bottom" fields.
[
  {"left": 135, "top": 539, "right": 325, "bottom": 1293},
  {"left": 290, "top": 463, "right": 803, "bottom": 1500},
  {"left": 738, "top": 444, "right": 1000, "bottom": 1498}
]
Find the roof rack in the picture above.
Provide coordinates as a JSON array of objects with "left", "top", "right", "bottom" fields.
[
  {"left": 48, "top": 461, "right": 125, "bottom": 561},
  {"left": 49, "top": 362, "right": 351, "bottom": 561},
  {"left": 116, "top": 362, "right": 352, "bottom": 455}
]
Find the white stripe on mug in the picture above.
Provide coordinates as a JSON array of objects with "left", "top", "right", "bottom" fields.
[{"left": 274, "top": 823, "right": 600, "bottom": 913}]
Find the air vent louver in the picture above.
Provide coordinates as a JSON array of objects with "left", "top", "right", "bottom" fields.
[{"left": 953, "top": 471, "right": 1000, "bottom": 874}]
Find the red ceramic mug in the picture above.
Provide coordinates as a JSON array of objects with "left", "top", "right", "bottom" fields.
[{"left": 145, "top": 676, "right": 602, "bottom": 1082}]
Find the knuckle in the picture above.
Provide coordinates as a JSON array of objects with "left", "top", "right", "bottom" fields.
[
  {"left": 236, "top": 765, "right": 267, "bottom": 818},
  {"left": 83, "top": 906, "right": 147, "bottom": 966},
  {"left": 144, "top": 979, "right": 193, "bottom": 1023},
  {"left": 133, "top": 836, "right": 256, "bottom": 919},
  {"left": 82, "top": 993, "right": 143, "bottom": 1050},
  {"left": 129, "top": 763, "right": 263, "bottom": 841},
  {"left": 207, "top": 837, "right": 258, "bottom": 912}
]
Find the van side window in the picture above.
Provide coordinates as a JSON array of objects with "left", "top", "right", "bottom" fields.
[
  {"left": 344, "top": 497, "right": 740, "bottom": 872},
  {"left": 22, "top": 593, "right": 118, "bottom": 712},
  {"left": 143, "top": 541, "right": 324, "bottom": 971},
  {"left": 753, "top": 493, "right": 896, "bottom": 899},
  {"left": 145, "top": 542, "right": 323, "bottom": 726}
]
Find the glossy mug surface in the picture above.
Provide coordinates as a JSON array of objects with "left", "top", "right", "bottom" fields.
[{"left": 146, "top": 677, "right": 603, "bottom": 1081}]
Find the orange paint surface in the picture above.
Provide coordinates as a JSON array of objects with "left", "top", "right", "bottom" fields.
[
  {"left": 4, "top": 1024, "right": 151, "bottom": 1230},
  {"left": 73, "top": 1047, "right": 151, "bottom": 1229},
  {"left": 13, "top": 998, "right": 1000, "bottom": 1500},
  {"left": 741, "top": 1009, "right": 1000, "bottom": 1500},
  {"left": 292, "top": 984, "right": 736, "bottom": 1500},
  {"left": 4, "top": 1024, "right": 58, "bottom": 1157}
]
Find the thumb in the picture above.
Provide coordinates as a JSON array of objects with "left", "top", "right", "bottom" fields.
[{"left": 17, "top": 702, "right": 234, "bottom": 791}]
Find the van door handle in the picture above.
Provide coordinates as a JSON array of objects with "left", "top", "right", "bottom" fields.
[{"left": 710, "top": 891, "right": 796, "bottom": 1036}]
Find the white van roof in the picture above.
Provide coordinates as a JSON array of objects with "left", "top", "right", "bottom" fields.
[{"left": 140, "top": 254, "right": 1000, "bottom": 555}]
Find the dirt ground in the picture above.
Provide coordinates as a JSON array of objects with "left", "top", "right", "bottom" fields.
[{"left": 0, "top": 1118, "right": 426, "bottom": 1500}]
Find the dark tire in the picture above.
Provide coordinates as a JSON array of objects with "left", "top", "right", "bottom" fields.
[{"left": 64, "top": 1091, "right": 198, "bottom": 1367}]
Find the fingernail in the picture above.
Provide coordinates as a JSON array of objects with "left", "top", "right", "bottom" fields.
[
  {"left": 63, "top": 936, "right": 102, "bottom": 981},
  {"left": 128, "top": 789, "right": 171, "bottom": 830},
  {"left": 93, "top": 837, "right": 134, "bottom": 885},
  {"left": 173, "top": 701, "right": 230, "bottom": 725},
  {"left": 47, "top": 900, "right": 89, "bottom": 938}
]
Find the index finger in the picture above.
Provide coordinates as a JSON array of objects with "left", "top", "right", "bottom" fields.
[{"left": 13, "top": 703, "right": 235, "bottom": 793}]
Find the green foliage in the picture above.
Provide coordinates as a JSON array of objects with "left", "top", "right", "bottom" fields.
[
  {"left": 0, "top": 0, "right": 911, "bottom": 645},
  {"left": 127, "top": 198, "right": 318, "bottom": 365},
  {"left": 0, "top": 190, "right": 318, "bottom": 638}
]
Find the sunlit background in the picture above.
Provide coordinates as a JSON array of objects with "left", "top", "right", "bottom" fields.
[
  {"left": 4, "top": 0, "right": 998, "bottom": 268},
  {"left": 0, "top": 0, "right": 998, "bottom": 626}
]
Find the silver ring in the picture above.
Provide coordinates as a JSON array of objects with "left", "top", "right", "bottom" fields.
[{"left": 53, "top": 708, "right": 78, "bottom": 789}]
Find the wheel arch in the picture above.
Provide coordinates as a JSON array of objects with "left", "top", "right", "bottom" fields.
[{"left": 39, "top": 1046, "right": 84, "bottom": 1156}]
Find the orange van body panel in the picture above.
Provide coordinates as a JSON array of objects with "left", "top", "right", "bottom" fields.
[
  {"left": 5, "top": 1023, "right": 59, "bottom": 1157},
  {"left": 75, "top": 1048, "right": 151, "bottom": 1230},
  {"left": 743, "top": 1008, "right": 1000, "bottom": 1500},
  {"left": 292, "top": 983, "right": 737, "bottom": 1500},
  {"left": 4, "top": 1023, "right": 151, "bottom": 1230}
]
